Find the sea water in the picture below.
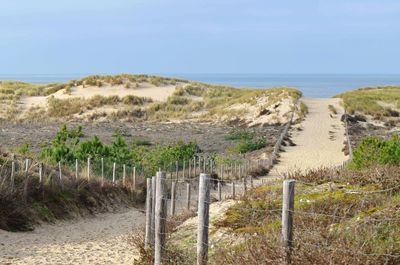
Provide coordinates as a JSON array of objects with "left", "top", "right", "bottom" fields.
[{"left": 1, "top": 73, "right": 399, "bottom": 98}]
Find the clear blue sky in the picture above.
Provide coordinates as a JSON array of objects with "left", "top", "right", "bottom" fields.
[{"left": 1, "top": 0, "right": 399, "bottom": 74}]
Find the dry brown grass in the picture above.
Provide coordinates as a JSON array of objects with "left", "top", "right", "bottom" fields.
[
  {"left": 210, "top": 166, "right": 400, "bottom": 264},
  {"left": 0, "top": 152, "right": 145, "bottom": 231}
]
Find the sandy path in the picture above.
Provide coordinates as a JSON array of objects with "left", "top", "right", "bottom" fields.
[
  {"left": 0, "top": 209, "right": 145, "bottom": 265},
  {"left": 271, "top": 98, "right": 347, "bottom": 175}
]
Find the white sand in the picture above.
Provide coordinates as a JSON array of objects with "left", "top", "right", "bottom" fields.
[
  {"left": 271, "top": 98, "right": 348, "bottom": 175},
  {"left": 0, "top": 209, "right": 145, "bottom": 265},
  {"left": 21, "top": 83, "right": 177, "bottom": 109}
]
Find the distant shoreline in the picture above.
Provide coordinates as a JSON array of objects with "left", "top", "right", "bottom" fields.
[{"left": 1, "top": 73, "right": 400, "bottom": 98}]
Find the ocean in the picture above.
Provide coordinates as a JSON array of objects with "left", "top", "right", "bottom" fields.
[{"left": 1, "top": 73, "right": 399, "bottom": 98}]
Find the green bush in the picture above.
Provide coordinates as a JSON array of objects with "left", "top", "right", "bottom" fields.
[
  {"left": 350, "top": 135, "right": 400, "bottom": 169},
  {"left": 39, "top": 125, "right": 200, "bottom": 176},
  {"left": 224, "top": 129, "right": 255, "bottom": 141},
  {"left": 232, "top": 137, "right": 267, "bottom": 154}
]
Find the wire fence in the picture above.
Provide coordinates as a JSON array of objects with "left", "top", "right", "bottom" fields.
[{"left": 143, "top": 171, "right": 400, "bottom": 264}]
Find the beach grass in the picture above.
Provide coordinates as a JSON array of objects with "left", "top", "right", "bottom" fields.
[{"left": 334, "top": 86, "right": 400, "bottom": 118}]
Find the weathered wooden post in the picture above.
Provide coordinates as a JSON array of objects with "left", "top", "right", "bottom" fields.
[
  {"left": 231, "top": 181, "right": 236, "bottom": 199},
  {"left": 151, "top": 176, "right": 156, "bottom": 245},
  {"left": 197, "top": 173, "right": 210, "bottom": 265},
  {"left": 58, "top": 161, "right": 62, "bottom": 182},
  {"left": 101, "top": 158, "right": 104, "bottom": 185},
  {"left": 112, "top": 162, "right": 116, "bottom": 184},
  {"left": 145, "top": 178, "right": 152, "bottom": 248},
  {"left": 39, "top": 163, "right": 43, "bottom": 184},
  {"left": 132, "top": 166, "right": 136, "bottom": 190},
  {"left": 217, "top": 180, "right": 222, "bottom": 201},
  {"left": 25, "top": 158, "right": 30, "bottom": 172},
  {"left": 154, "top": 171, "right": 167, "bottom": 265},
  {"left": 122, "top": 164, "right": 127, "bottom": 186},
  {"left": 11, "top": 160, "right": 15, "bottom": 192},
  {"left": 203, "top": 156, "right": 206, "bottom": 173},
  {"left": 170, "top": 180, "right": 176, "bottom": 216},
  {"left": 186, "top": 181, "right": 191, "bottom": 210},
  {"left": 249, "top": 176, "right": 253, "bottom": 189},
  {"left": 75, "top": 159, "right": 79, "bottom": 180},
  {"left": 242, "top": 177, "right": 247, "bottom": 194},
  {"left": 282, "top": 180, "right": 295, "bottom": 264},
  {"left": 87, "top": 156, "right": 91, "bottom": 181}
]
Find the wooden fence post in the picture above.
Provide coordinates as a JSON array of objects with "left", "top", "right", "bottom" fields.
[
  {"left": 132, "top": 166, "right": 136, "bottom": 190},
  {"left": 75, "top": 159, "right": 79, "bottom": 180},
  {"left": 11, "top": 160, "right": 15, "bottom": 192},
  {"left": 25, "top": 158, "right": 30, "bottom": 172},
  {"left": 186, "top": 181, "right": 191, "bottom": 210},
  {"left": 242, "top": 177, "right": 247, "bottom": 194},
  {"left": 217, "top": 180, "right": 222, "bottom": 201},
  {"left": 58, "top": 161, "right": 62, "bottom": 183},
  {"left": 249, "top": 176, "right": 253, "bottom": 189},
  {"left": 145, "top": 178, "right": 152, "bottom": 248},
  {"left": 39, "top": 163, "right": 43, "bottom": 184},
  {"left": 231, "top": 181, "right": 236, "bottom": 199},
  {"left": 123, "top": 164, "right": 126, "bottom": 186},
  {"left": 101, "top": 158, "right": 104, "bottom": 185},
  {"left": 197, "top": 173, "right": 210, "bottom": 265},
  {"left": 282, "top": 180, "right": 295, "bottom": 264},
  {"left": 154, "top": 171, "right": 167, "bottom": 265},
  {"left": 87, "top": 157, "right": 91, "bottom": 181},
  {"left": 112, "top": 162, "right": 116, "bottom": 184},
  {"left": 170, "top": 181, "right": 176, "bottom": 216},
  {"left": 151, "top": 176, "right": 156, "bottom": 245}
]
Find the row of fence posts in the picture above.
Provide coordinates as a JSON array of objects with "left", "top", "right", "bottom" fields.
[
  {"left": 144, "top": 171, "right": 296, "bottom": 265},
  {"left": 6, "top": 157, "right": 140, "bottom": 191},
  {"left": 6, "top": 156, "right": 270, "bottom": 195}
]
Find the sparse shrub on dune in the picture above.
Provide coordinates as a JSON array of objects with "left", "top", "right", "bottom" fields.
[{"left": 335, "top": 86, "right": 400, "bottom": 119}]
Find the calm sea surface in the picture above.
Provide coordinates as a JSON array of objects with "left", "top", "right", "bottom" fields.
[{"left": 1, "top": 74, "right": 399, "bottom": 98}]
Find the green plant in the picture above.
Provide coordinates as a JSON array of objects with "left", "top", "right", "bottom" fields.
[
  {"left": 232, "top": 137, "right": 267, "bottom": 154},
  {"left": 328, "top": 104, "right": 337, "bottom": 114},
  {"left": 350, "top": 135, "right": 400, "bottom": 169},
  {"left": 15, "top": 143, "right": 32, "bottom": 156}
]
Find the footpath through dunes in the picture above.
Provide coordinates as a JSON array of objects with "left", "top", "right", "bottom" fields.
[
  {"left": 271, "top": 97, "right": 348, "bottom": 175},
  {"left": 0, "top": 209, "right": 145, "bottom": 265}
]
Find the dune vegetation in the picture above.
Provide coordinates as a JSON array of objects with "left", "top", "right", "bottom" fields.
[
  {"left": 335, "top": 86, "right": 400, "bottom": 119},
  {"left": 0, "top": 74, "right": 301, "bottom": 125}
]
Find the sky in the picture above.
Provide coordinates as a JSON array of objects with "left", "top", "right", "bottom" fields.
[{"left": 0, "top": 0, "right": 399, "bottom": 74}]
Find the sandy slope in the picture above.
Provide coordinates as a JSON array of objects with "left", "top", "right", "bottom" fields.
[
  {"left": 0, "top": 209, "right": 145, "bottom": 265},
  {"left": 271, "top": 98, "right": 347, "bottom": 175},
  {"left": 21, "top": 83, "right": 177, "bottom": 109}
]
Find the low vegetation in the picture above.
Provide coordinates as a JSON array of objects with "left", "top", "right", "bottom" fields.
[
  {"left": 335, "top": 86, "right": 400, "bottom": 119},
  {"left": 328, "top": 104, "right": 337, "bottom": 114},
  {"left": 0, "top": 74, "right": 301, "bottom": 124},
  {"left": 0, "top": 151, "right": 144, "bottom": 232},
  {"left": 39, "top": 125, "right": 199, "bottom": 177},
  {"left": 350, "top": 135, "right": 400, "bottom": 169}
]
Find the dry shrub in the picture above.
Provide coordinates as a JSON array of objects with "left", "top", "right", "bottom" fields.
[
  {"left": 0, "top": 155, "right": 144, "bottom": 231},
  {"left": 212, "top": 166, "right": 400, "bottom": 264}
]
